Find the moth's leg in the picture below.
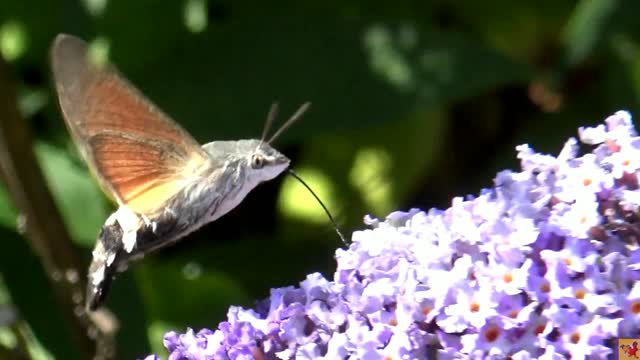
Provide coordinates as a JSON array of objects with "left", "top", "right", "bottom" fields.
[
  {"left": 164, "top": 206, "right": 176, "bottom": 217},
  {"left": 140, "top": 213, "right": 158, "bottom": 233},
  {"left": 127, "top": 207, "right": 177, "bottom": 256}
]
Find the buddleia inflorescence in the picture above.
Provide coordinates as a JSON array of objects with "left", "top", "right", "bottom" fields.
[{"left": 144, "top": 111, "right": 640, "bottom": 359}]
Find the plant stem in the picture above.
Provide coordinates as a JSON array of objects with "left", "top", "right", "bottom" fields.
[{"left": 0, "top": 57, "right": 117, "bottom": 359}]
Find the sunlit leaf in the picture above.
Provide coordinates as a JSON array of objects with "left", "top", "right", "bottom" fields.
[
  {"left": 279, "top": 167, "right": 340, "bottom": 225},
  {"left": 184, "top": 0, "right": 208, "bottom": 34},
  {"left": 562, "top": 0, "right": 618, "bottom": 66},
  {"left": 0, "top": 20, "right": 27, "bottom": 62},
  {"left": 349, "top": 147, "right": 393, "bottom": 213}
]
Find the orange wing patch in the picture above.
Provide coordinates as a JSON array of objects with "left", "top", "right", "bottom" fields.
[
  {"left": 89, "top": 133, "right": 207, "bottom": 214},
  {"left": 51, "top": 34, "right": 210, "bottom": 216}
]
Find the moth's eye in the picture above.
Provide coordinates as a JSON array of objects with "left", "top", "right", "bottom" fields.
[{"left": 251, "top": 154, "right": 265, "bottom": 169}]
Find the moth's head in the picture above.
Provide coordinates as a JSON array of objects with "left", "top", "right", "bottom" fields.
[
  {"left": 244, "top": 139, "right": 290, "bottom": 182},
  {"left": 202, "top": 139, "right": 290, "bottom": 183}
]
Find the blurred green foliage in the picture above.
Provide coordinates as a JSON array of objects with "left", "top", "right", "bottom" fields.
[{"left": 1, "top": 0, "right": 640, "bottom": 358}]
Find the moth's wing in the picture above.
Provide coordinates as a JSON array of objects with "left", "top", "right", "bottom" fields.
[{"left": 51, "top": 34, "right": 210, "bottom": 215}]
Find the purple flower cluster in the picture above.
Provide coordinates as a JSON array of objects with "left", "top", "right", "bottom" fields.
[{"left": 144, "top": 111, "right": 640, "bottom": 359}]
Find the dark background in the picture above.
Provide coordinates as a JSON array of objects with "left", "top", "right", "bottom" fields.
[{"left": 1, "top": 0, "right": 639, "bottom": 358}]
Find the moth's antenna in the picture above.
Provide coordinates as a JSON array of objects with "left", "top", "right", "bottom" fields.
[
  {"left": 287, "top": 169, "right": 349, "bottom": 247},
  {"left": 261, "top": 103, "right": 279, "bottom": 143},
  {"left": 268, "top": 102, "right": 311, "bottom": 144}
]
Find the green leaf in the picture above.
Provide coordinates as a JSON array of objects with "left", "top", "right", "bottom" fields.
[
  {"left": 363, "top": 26, "right": 530, "bottom": 106},
  {"left": 136, "top": 259, "right": 249, "bottom": 330},
  {"left": 452, "top": 0, "right": 574, "bottom": 58},
  {"left": 89, "top": 2, "right": 527, "bottom": 144},
  {"left": 34, "top": 142, "right": 109, "bottom": 247},
  {"left": 562, "top": 0, "right": 619, "bottom": 66}
]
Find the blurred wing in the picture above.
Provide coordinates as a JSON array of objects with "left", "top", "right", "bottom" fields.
[{"left": 51, "top": 34, "right": 209, "bottom": 215}]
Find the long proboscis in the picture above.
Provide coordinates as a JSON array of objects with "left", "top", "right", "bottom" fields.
[{"left": 287, "top": 169, "right": 349, "bottom": 247}]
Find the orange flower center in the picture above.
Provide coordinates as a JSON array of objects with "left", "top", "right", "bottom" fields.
[
  {"left": 470, "top": 302, "right": 480, "bottom": 312},
  {"left": 540, "top": 281, "right": 551, "bottom": 293},
  {"left": 503, "top": 273, "right": 513, "bottom": 283},
  {"left": 570, "top": 331, "right": 580, "bottom": 344},
  {"left": 484, "top": 325, "right": 500, "bottom": 343}
]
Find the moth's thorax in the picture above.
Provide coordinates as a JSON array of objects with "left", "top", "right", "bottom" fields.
[{"left": 118, "top": 139, "right": 290, "bottom": 253}]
